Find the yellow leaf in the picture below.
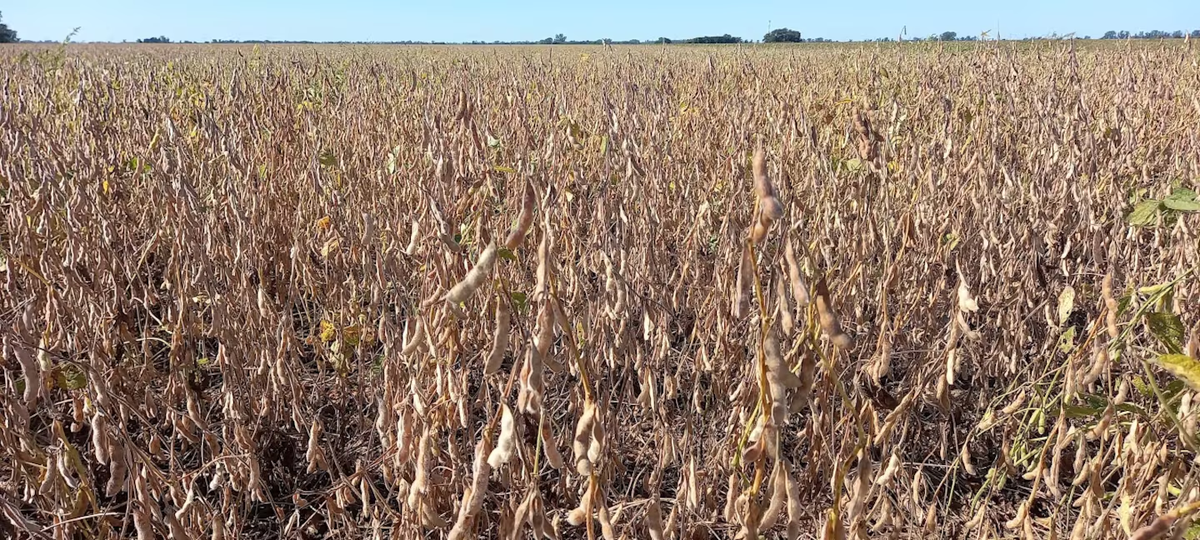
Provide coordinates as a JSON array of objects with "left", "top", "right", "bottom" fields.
[
  {"left": 1157, "top": 354, "right": 1200, "bottom": 390},
  {"left": 321, "top": 238, "right": 340, "bottom": 258},
  {"left": 494, "top": 166, "right": 516, "bottom": 174},
  {"left": 1119, "top": 492, "right": 1134, "bottom": 535},
  {"left": 317, "top": 216, "right": 331, "bottom": 231},
  {"left": 319, "top": 320, "right": 337, "bottom": 343},
  {"left": 1057, "top": 286, "right": 1075, "bottom": 325}
]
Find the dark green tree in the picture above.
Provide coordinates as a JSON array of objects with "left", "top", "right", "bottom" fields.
[
  {"left": 686, "top": 34, "right": 742, "bottom": 44},
  {"left": 0, "top": 12, "right": 18, "bottom": 43},
  {"left": 763, "top": 28, "right": 802, "bottom": 43},
  {"left": 1102, "top": 30, "right": 1118, "bottom": 39},
  {"left": 553, "top": 33, "right": 566, "bottom": 44},
  {"left": 939, "top": 31, "right": 957, "bottom": 41}
]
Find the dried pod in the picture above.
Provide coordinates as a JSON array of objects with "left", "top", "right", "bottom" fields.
[
  {"left": 1102, "top": 272, "right": 1119, "bottom": 338},
  {"left": 760, "top": 459, "right": 789, "bottom": 529},
  {"left": 733, "top": 246, "right": 753, "bottom": 318},
  {"left": 487, "top": 405, "right": 516, "bottom": 468},
  {"left": 588, "top": 406, "right": 606, "bottom": 465},
  {"left": 407, "top": 429, "right": 431, "bottom": 511},
  {"left": 445, "top": 241, "right": 498, "bottom": 305},
  {"left": 504, "top": 181, "right": 536, "bottom": 250},
  {"left": 646, "top": 495, "right": 665, "bottom": 540},
  {"left": 540, "top": 416, "right": 565, "bottom": 469},
  {"left": 723, "top": 472, "right": 740, "bottom": 522},
  {"left": 568, "top": 479, "right": 596, "bottom": 527},
  {"left": 751, "top": 220, "right": 769, "bottom": 243},
  {"left": 790, "top": 349, "right": 819, "bottom": 414},
  {"left": 753, "top": 145, "right": 777, "bottom": 200},
  {"left": 91, "top": 413, "right": 110, "bottom": 465},
  {"left": 448, "top": 437, "right": 494, "bottom": 540},
  {"left": 1130, "top": 515, "right": 1176, "bottom": 540},
  {"left": 761, "top": 196, "right": 785, "bottom": 224},
  {"left": 876, "top": 453, "right": 901, "bottom": 486},
  {"left": 776, "top": 274, "right": 795, "bottom": 335},
  {"left": 305, "top": 420, "right": 325, "bottom": 474},
  {"left": 535, "top": 302, "right": 555, "bottom": 359},
  {"left": 134, "top": 501, "right": 155, "bottom": 540},
  {"left": 573, "top": 400, "right": 597, "bottom": 475},
  {"left": 485, "top": 298, "right": 511, "bottom": 375},
  {"left": 405, "top": 219, "right": 421, "bottom": 255},
  {"left": 764, "top": 324, "right": 802, "bottom": 423},
  {"left": 815, "top": 276, "right": 852, "bottom": 347},
  {"left": 784, "top": 238, "right": 810, "bottom": 307},
  {"left": 785, "top": 461, "right": 803, "bottom": 540}
]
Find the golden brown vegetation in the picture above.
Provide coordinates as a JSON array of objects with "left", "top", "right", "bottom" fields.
[{"left": 2, "top": 40, "right": 1200, "bottom": 539}]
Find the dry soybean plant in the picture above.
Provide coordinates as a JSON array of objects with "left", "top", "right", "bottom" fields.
[{"left": 1, "top": 40, "right": 1200, "bottom": 540}]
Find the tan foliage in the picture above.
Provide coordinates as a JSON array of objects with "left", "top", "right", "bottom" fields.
[{"left": 0, "top": 41, "right": 1198, "bottom": 540}]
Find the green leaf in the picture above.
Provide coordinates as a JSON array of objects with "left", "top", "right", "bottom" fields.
[
  {"left": 1185, "top": 520, "right": 1200, "bottom": 540},
  {"left": 1163, "top": 188, "right": 1200, "bottom": 211},
  {"left": 1168, "top": 187, "right": 1198, "bottom": 201},
  {"left": 1133, "top": 376, "right": 1155, "bottom": 398},
  {"left": 941, "top": 232, "right": 960, "bottom": 251},
  {"left": 1117, "top": 293, "right": 1133, "bottom": 317},
  {"left": 494, "top": 165, "right": 516, "bottom": 174},
  {"left": 1138, "top": 282, "right": 1173, "bottom": 296},
  {"left": 1062, "top": 400, "right": 1104, "bottom": 419},
  {"left": 1156, "top": 354, "right": 1200, "bottom": 391},
  {"left": 1164, "top": 199, "right": 1200, "bottom": 212},
  {"left": 510, "top": 291, "right": 529, "bottom": 314},
  {"left": 1146, "top": 312, "right": 1186, "bottom": 354},
  {"left": 487, "top": 135, "right": 501, "bottom": 148},
  {"left": 1126, "top": 199, "right": 1161, "bottom": 227},
  {"left": 386, "top": 152, "right": 397, "bottom": 175},
  {"left": 319, "top": 150, "right": 337, "bottom": 168},
  {"left": 497, "top": 247, "right": 517, "bottom": 262},
  {"left": 1057, "top": 286, "right": 1075, "bottom": 325},
  {"left": 1162, "top": 378, "right": 1189, "bottom": 403}
]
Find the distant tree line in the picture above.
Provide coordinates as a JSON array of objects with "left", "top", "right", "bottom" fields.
[
  {"left": 0, "top": 11, "right": 18, "bottom": 43},
  {"left": 41, "top": 24, "right": 1200, "bottom": 46},
  {"left": 1102, "top": 30, "right": 1200, "bottom": 39}
]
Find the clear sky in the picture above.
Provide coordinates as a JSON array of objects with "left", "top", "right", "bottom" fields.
[{"left": 3, "top": 0, "right": 1199, "bottom": 43}]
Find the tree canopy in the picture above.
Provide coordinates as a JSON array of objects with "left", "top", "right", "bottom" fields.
[
  {"left": 763, "top": 28, "right": 803, "bottom": 43},
  {"left": 0, "top": 12, "right": 18, "bottom": 43},
  {"left": 686, "top": 34, "right": 742, "bottom": 44},
  {"left": 1101, "top": 29, "right": 1200, "bottom": 39}
]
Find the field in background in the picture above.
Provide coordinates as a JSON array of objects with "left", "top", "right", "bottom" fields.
[{"left": 2, "top": 41, "right": 1199, "bottom": 539}]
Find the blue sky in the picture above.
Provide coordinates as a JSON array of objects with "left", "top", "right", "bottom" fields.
[{"left": 4, "top": 0, "right": 1199, "bottom": 43}]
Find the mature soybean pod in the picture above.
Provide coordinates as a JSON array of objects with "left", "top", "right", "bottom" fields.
[
  {"left": 505, "top": 181, "right": 536, "bottom": 250},
  {"left": 445, "top": 241, "right": 498, "bottom": 305}
]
